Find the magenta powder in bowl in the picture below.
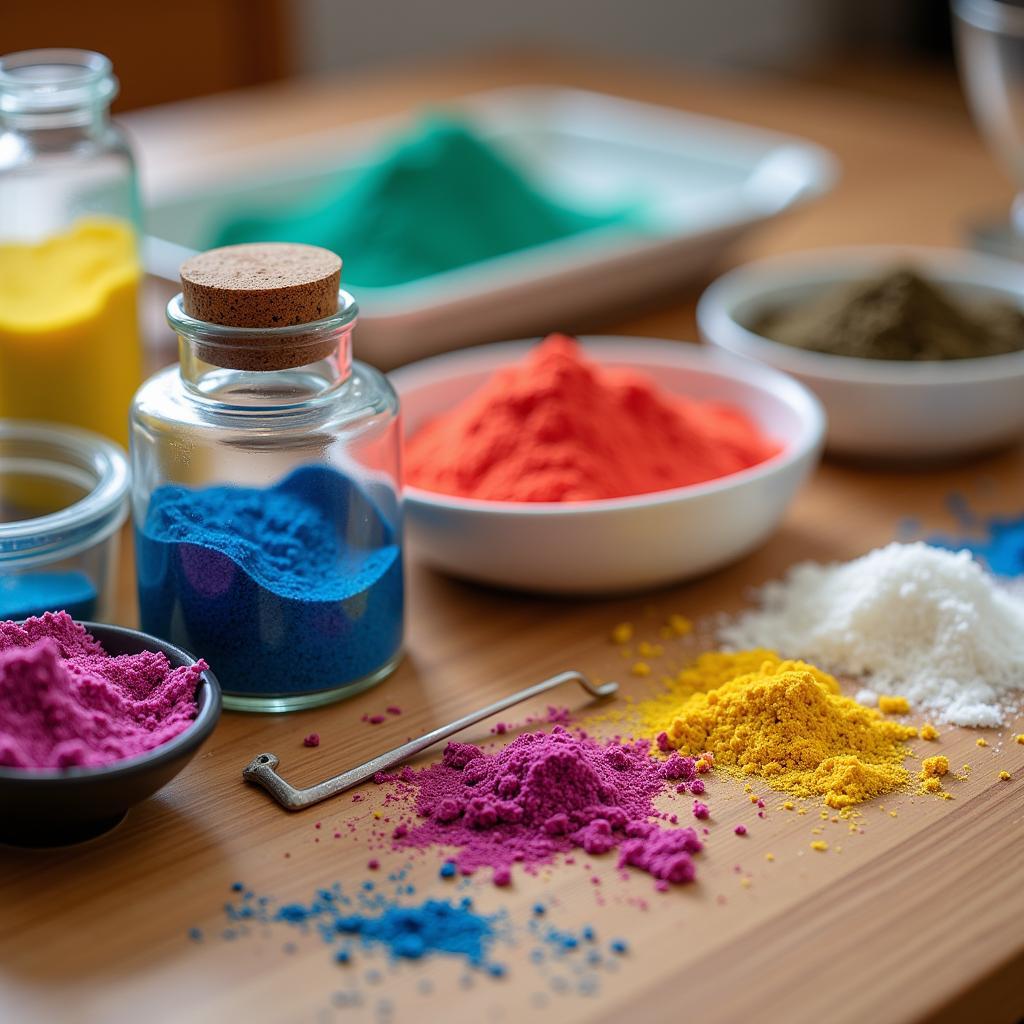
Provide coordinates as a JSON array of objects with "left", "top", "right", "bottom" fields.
[
  {"left": 0, "top": 612, "right": 205, "bottom": 770},
  {"left": 0, "top": 613, "right": 221, "bottom": 846}
]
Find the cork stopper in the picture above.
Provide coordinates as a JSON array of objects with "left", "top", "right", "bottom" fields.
[{"left": 179, "top": 243, "right": 342, "bottom": 370}]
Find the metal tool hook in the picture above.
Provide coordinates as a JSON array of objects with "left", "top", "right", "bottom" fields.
[{"left": 243, "top": 670, "right": 618, "bottom": 811}]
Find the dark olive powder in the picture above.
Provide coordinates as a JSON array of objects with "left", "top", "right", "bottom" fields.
[{"left": 752, "top": 267, "right": 1024, "bottom": 361}]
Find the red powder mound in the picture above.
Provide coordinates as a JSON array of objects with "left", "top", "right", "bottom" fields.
[
  {"left": 0, "top": 612, "right": 203, "bottom": 770},
  {"left": 405, "top": 334, "right": 779, "bottom": 502},
  {"left": 380, "top": 728, "right": 704, "bottom": 887}
]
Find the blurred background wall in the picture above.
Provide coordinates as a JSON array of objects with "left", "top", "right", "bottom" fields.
[{"left": 3, "top": 0, "right": 954, "bottom": 111}]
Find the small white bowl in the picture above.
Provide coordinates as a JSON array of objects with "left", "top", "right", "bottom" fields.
[
  {"left": 698, "top": 245, "right": 1024, "bottom": 459},
  {"left": 389, "top": 337, "right": 824, "bottom": 595}
]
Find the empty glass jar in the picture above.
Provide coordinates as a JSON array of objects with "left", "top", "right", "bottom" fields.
[{"left": 0, "top": 421, "right": 129, "bottom": 623}]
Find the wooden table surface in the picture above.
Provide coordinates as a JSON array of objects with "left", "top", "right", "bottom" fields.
[{"left": 3, "top": 54, "right": 1024, "bottom": 1024}]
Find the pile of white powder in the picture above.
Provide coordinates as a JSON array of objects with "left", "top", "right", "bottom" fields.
[{"left": 720, "top": 542, "right": 1024, "bottom": 727}]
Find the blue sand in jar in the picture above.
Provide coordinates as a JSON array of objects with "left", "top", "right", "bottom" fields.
[
  {"left": 136, "top": 465, "right": 402, "bottom": 696},
  {"left": 0, "top": 571, "right": 98, "bottom": 621}
]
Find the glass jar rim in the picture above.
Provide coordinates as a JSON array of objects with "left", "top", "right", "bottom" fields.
[
  {"left": 166, "top": 288, "right": 359, "bottom": 347},
  {"left": 0, "top": 421, "right": 129, "bottom": 565},
  {"left": 0, "top": 49, "right": 118, "bottom": 114},
  {"left": 954, "top": 0, "right": 1024, "bottom": 35}
]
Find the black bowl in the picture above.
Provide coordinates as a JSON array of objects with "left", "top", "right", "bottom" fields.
[{"left": 0, "top": 622, "right": 221, "bottom": 847}]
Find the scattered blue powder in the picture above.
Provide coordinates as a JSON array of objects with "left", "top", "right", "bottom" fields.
[
  {"left": 438, "top": 861, "right": 456, "bottom": 879},
  {"left": 187, "top": 927, "right": 203, "bottom": 942},
  {"left": 136, "top": 465, "right": 403, "bottom": 697},
  {"left": 0, "top": 571, "right": 97, "bottom": 621},
  {"left": 927, "top": 495, "right": 1024, "bottom": 577},
  {"left": 213, "top": 876, "right": 623, "bottom": 1001}
]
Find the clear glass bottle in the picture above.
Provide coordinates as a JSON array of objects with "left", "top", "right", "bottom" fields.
[
  {"left": 0, "top": 49, "right": 142, "bottom": 447},
  {"left": 130, "top": 281, "right": 404, "bottom": 712}
]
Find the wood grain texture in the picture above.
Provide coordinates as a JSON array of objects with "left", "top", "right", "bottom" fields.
[{"left": 3, "top": 54, "right": 1024, "bottom": 1024}]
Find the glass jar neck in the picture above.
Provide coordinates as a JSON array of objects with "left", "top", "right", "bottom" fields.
[
  {"left": 0, "top": 49, "right": 116, "bottom": 131},
  {"left": 167, "top": 290, "right": 360, "bottom": 408}
]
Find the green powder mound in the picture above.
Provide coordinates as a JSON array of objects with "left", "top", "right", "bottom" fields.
[
  {"left": 211, "top": 116, "right": 633, "bottom": 288},
  {"left": 753, "top": 267, "right": 1024, "bottom": 361}
]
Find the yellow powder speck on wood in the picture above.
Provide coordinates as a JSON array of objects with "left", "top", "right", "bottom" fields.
[
  {"left": 811, "top": 841, "right": 829, "bottom": 852},
  {"left": 608, "top": 650, "right": 917, "bottom": 809},
  {"left": 610, "top": 622, "right": 634, "bottom": 645},
  {"left": 878, "top": 695, "right": 910, "bottom": 715},
  {"left": 631, "top": 661, "right": 652, "bottom": 677},
  {"left": 920, "top": 756, "right": 949, "bottom": 779},
  {"left": 668, "top": 614, "right": 693, "bottom": 636},
  {"left": 1016, "top": 734, "right": 1024, "bottom": 745},
  {"left": 919, "top": 723, "right": 939, "bottom": 741},
  {"left": 976, "top": 737, "right": 989, "bottom": 748},
  {"left": 999, "top": 770, "right": 1012, "bottom": 781}
]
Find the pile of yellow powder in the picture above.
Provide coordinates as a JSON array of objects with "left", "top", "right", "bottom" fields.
[{"left": 624, "top": 650, "right": 918, "bottom": 809}]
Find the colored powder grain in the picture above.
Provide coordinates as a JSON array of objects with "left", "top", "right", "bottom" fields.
[
  {"left": 810, "top": 841, "right": 829, "bottom": 852},
  {"left": 137, "top": 465, "right": 402, "bottom": 698},
  {"left": 1016, "top": 734, "right": 1024, "bottom": 744},
  {"left": 631, "top": 662, "right": 652, "bottom": 678},
  {"left": 999, "top": 770, "right": 1012, "bottom": 781},
  {"left": 721, "top": 542, "right": 1024, "bottom": 726},
  {"left": 921, "top": 757, "right": 949, "bottom": 779},
  {"left": 0, "top": 572, "right": 97, "bottom": 623},
  {"left": 303, "top": 733, "right": 320, "bottom": 748},
  {"left": 919, "top": 724, "right": 939, "bottom": 741},
  {"left": 624, "top": 651, "right": 916, "bottom": 809},
  {"left": 977, "top": 737, "right": 989, "bottom": 748},
  {"left": 213, "top": 116, "right": 629, "bottom": 289},
  {"left": 387, "top": 727, "right": 702, "bottom": 887},
  {"left": 0, "top": 612, "right": 203, "bottom": 769},
  {"left": 669, "top": 614, "right": 693, "bottom": 637},
  {"left": 404, "top": 334, "right": 778, "bottom": 503},
  {"left": 610, "top": 623, "right": 634, "bottom": 645},
  {"left": 734, "top": 825, "right": 747, "bottom": 836},
  {"left": 878, "top": 695, "right": 910, "bottom": 715},
  {"left": 928, "top": 497, "right": 1024, "bottom": 577}
]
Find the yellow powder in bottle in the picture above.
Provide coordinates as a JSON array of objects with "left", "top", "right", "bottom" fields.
[
  {"left": 624, "top": 650, "right": 917, "bottom": 809},
  {"left": 0, "top": 217, "right": 142, "bottom": 447}
]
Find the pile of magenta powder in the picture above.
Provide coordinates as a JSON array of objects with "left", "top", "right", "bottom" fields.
[
  {"left": 0, "top": 612, "right": 203, "bottom": 770},
  {"left": 377, "top": 727, "right": 705, "bottom": 889}
]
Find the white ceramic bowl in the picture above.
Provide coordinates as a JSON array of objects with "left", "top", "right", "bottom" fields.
[
  {"left": 698, "top": 245, "right": 1024, "bottom": 459},
  {"left": 389, "top": 337, "right": 825, "bottom": 595}
]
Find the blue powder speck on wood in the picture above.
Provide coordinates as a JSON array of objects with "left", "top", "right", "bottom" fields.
[
  {"left": 136, "top": 465, "right": 403, "bottom": 696},
  {"left": 927, "top": 495, "right": 1024, "bottom": 577},
  {"left": 0, "top": 571, "right": 97, "bottom": 621}
]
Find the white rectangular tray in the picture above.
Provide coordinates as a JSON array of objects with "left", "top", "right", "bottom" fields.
[{"left": 144, "top": 86, "right": 836, "bottom": 368}]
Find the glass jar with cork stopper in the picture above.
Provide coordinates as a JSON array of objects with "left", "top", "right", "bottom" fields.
[{"left": 130, "top": 243, "right": 403, "bottom": 712}]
